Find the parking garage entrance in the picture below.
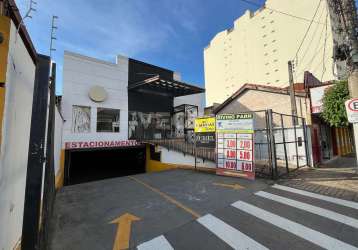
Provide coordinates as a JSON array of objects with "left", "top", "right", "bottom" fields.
[{"left": 64, "top": 145, "right": 146, "bottom": 185}]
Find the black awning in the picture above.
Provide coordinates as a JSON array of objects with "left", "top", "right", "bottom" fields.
[{"left": 128, "top": 75, "right": 205, "bottom": 97}]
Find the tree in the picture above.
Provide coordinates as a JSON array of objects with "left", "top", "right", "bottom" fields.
[{"left": 321, "top": 80, "right": 349, "bottom": 127}]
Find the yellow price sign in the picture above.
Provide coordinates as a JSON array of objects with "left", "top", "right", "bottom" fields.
[{"left": 195, "top": 117, "right": 216, "bottom": 133}]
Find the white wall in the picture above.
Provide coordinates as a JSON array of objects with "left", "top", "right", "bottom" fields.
[
  {"left": 62, "top": 51, "right": 129, "bottom": 147},
  {"left": 159, "top": 146, "right": 216, "bottom": 168},
  {"left": 255, "top": 127, "right": 312, "bottom": 167},
  {"left": 174, "top": 93, "right": 206, "bottom": 116},
  {"left": 0, "top": 20, "right": 36, "bottom": 250},
  {"left": 54, "top": 107, "right": 64, "bottom": 175}
]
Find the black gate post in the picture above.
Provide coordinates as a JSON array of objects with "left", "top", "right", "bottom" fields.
[
  {"left": 302, "top": 118, "right": 310, "bottom": 167},
  {"left": 267, "top": 109, "right": 278, "bottom": 179},
  {"left": 39, "top": 62, "right": 57, "bottom": 249},
  {"left": 280, "top": 114, "right": 289, "bottom": 174},
  {"left": 293, "top": 116, "right": 299, "bottom": 169},
  {"left": 22, "top": 55, "right": 51, "bottom": 250}
]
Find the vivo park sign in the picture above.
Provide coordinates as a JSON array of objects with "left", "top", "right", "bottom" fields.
[
  {"left": 215, "top": 113, "right": 255, "bottom": 180},
  {"left": 345, "top": 98, "right": 358, "bottom": 123}
]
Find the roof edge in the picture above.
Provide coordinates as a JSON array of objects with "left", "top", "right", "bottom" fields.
[{"left": 213, "top": 83, "right": 307, "bottom": 114}]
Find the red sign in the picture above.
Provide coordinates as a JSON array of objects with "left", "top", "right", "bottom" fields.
[
  {"left": 238, "top": 150, "right": 252, "bottom": 161},
  {"left": 225, "top": 149, "right": 237, "bottom": 159},
  {"left": 225, "top": 160, "right": 237, "bottom": 170},
  {"left": 345, "top": 98, "right": 358, "bottom": 123},
  {"left": 237, "top": 161, "right": 253, "bottom": 172},
  {"left": 217, "top": 131, "right": 255, "bottom": 180},
  {"left": 226, "top": 139, "right": 236, "bottom": 148},
  {"left": 65, "top": 140, "right": 141, "bottom": 149},
  {"left": 237, "top": 139, "right": 252, "bottom": 150},
  {"left": 347, "top": 98, "right": 358, "bottom": 112}
]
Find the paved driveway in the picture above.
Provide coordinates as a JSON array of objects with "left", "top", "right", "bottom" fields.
[{"left": 49, "top": 169, "right": 269, "bottom": 250}]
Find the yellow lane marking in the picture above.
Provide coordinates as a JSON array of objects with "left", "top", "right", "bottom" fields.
[
  {"left": 213, "top": 183, "right": 245, "bottom": 190},
  {"left": 110, "top": 213, "right": 141, "bottom": 250},
  {"left": 128, "top": 176, "right": 200, "bottom": 218}
]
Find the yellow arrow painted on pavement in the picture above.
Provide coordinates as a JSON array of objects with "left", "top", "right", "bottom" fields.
[
  {"left": 110, "top": 213, "right": 141, "bottom": 250},
  {"left": 213, "top": 183, "right": 245, "bottom": 190}
]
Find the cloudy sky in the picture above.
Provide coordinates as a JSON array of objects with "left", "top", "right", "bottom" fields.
[{"left": 16, "top": 0, "right": 265, "bottom": 94}]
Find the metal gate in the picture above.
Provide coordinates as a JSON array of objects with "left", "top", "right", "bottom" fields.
[{"left": 254, "top": 109, "right": 310, "bottom": 179}]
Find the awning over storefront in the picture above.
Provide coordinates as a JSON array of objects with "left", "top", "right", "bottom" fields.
[{"left": 128, "top": 75, "right": 204, "bottom": 97}]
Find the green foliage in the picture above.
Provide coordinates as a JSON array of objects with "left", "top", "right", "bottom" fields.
[{"left": 321, "top": 80, "right": 349, "bottom": 127}]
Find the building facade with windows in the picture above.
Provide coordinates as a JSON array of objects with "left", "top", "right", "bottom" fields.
[
  {"left": 204, "top": 0, "right": 347, "bottom": 106},
  {"left": 62, "top": 51, "right": 205, "bottom": 146},
  {"left": 62, "top": 51, "right": 130, "bottom": 145},
  {"left": 59, "top": 51, "right": 205, "bottom": 185}
]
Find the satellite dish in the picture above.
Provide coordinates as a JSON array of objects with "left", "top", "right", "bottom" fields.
[{"left": 88, "top": 86, "right": 107, "bottom": 102}]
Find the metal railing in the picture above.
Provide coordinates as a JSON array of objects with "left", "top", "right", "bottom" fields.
[
  {"left": 143, "top": 109, "right": 310, "bottom": 180},
  {"left": 145, "top": 138, "right": 216, "bottom": 162}
]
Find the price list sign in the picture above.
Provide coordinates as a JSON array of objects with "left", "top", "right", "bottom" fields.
[{"left": 216, "top": 113, "right": 255, "bottom": 180}]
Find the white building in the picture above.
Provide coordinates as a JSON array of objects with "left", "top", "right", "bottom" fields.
[
  {"left": 60, "top": 51, "right": 205, "bottom": 185},
  {"left": 204, "top": 0, "right": 347, "bottom": 106},
  {"left": 62, "top": 52, "right": 130, "bottom": 146}
]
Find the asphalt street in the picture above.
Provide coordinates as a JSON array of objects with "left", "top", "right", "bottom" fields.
[
  {"left": 49, "top": 169, "right": 358, "bottom": 250},
  {"left": 138, "top": 184, "right": 358, "bottom": 250}
]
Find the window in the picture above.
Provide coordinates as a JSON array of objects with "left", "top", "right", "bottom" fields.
[
  {"left": 97, "top": 108, "right": 120, "bottom": 132},
  {"left": 72, "top": 105, "right": 91, "bottom": 133},
  {"left": 298, "top": 137, "right": 303, "bottom": 147}
]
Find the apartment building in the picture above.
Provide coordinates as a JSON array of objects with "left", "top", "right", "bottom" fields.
[{"left": 204, "top": 0, "right": 346, "bottom": 106}]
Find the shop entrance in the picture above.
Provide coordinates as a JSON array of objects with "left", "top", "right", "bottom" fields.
[{"left": 64, "top": 146, "right": 146, "bottom": 185}]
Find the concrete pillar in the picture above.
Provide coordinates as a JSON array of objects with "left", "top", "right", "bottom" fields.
[{"left": 349, "top": 70, "right": 358, "bottom": 163}]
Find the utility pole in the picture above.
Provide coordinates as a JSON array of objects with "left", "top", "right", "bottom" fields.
[
  {"left": 288, "top": 60, "right": 298, "bottom": 125},
  {"left": 334, "top": 0, "right": 358, "bottom": 172}
]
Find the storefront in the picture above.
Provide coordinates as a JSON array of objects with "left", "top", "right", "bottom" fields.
[{"left": 310, "top": 84, "right": 354, "bottom": 165}]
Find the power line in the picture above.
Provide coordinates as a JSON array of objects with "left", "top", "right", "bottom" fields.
[
  {"left": 293, "top": 12, "right": 328, "bottom": 82},
  {"left": 294, "top": 4, "right": 326, "bottom": 71},
  {"left": 238, "top": 0, "right": 325, "bottom": 24},
  {"left": 321, "top": 12, "right": 329, "bottom": 82},
  {"left": 295, "top": 42, "right": 327, "bottom": 80},
  {"left": 293, "top": 0, "right": 323, "bottom": 63}
]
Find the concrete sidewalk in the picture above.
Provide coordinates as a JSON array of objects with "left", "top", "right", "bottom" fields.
[{"left": 279, "top": 156, "right": 358, "bottom": 202}]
